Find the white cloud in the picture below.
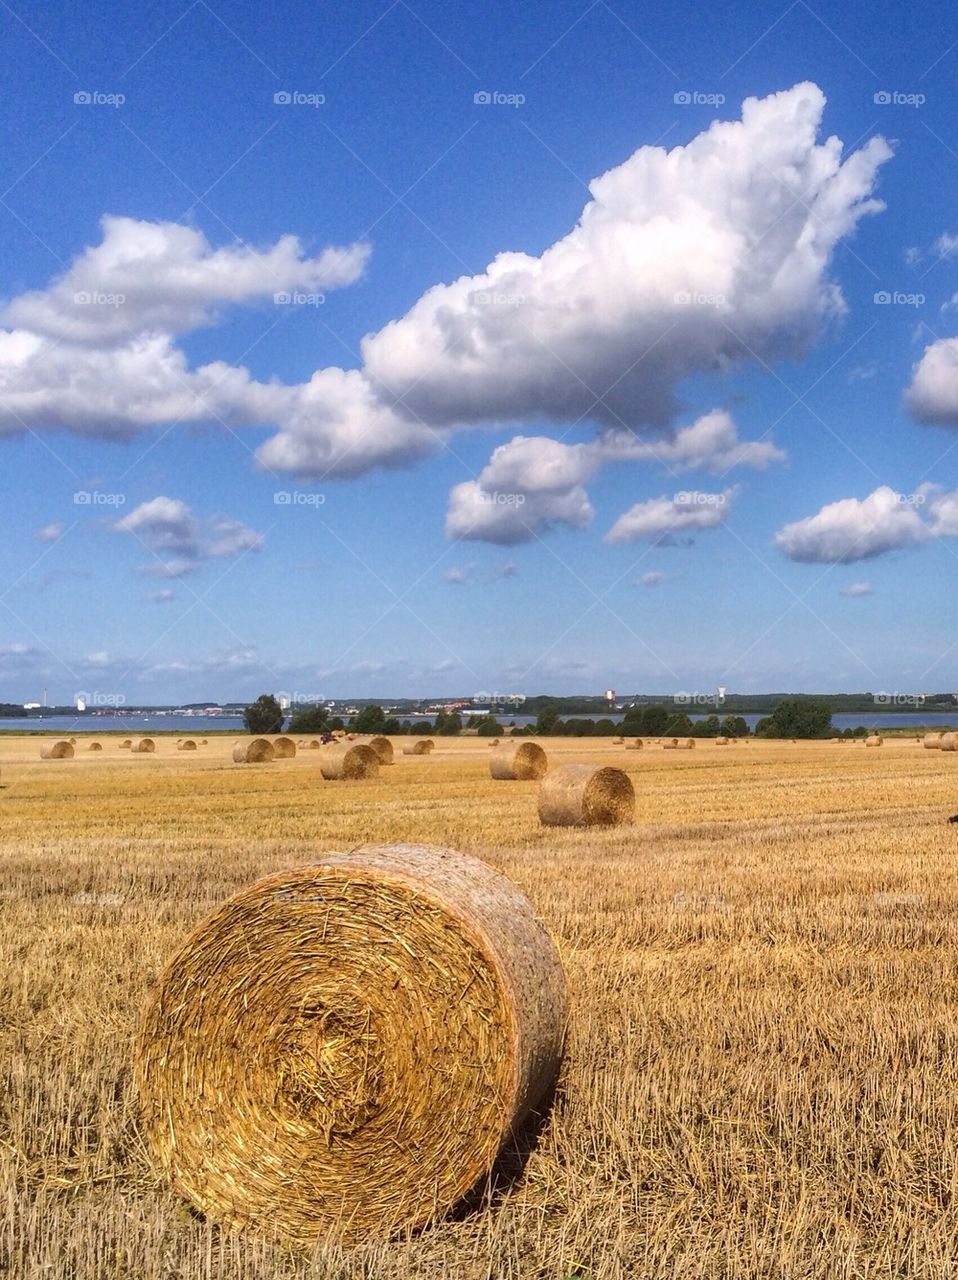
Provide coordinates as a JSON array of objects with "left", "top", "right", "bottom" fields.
[
  {"left": 115, "top": 496, "right": 262, "bottom": 573},
  {"left": 597, "top": 410, "right": 785, "bottom": 473},
  {"left": 637, "top": 570, "right": 666, "bottom": 587},
  {"left": 906, "top": 338, "right": 958, "bottom": 425},
  {"left": 147, "top": 588, "right": 174, "bottom": 603},
  {"left": 35, "top": 521, "right": 64, "bottom": 542},
  {"left": 839, "top": 581, "right": 873, "bottom": 597},
  {"left": 605, "top": 487, "right": 738, "bottom": 544},
  {"left": 926, "top": 485, "right": 958, "bottom": 535},
  {"left": 443, "top": 563, "right": 476, "bottom": 584},
  {"left": 935, "top": 232, "right": 958, "bottom": 259},
  {"left": 774, "top": 486, "right": 930, "bottom": 563}
]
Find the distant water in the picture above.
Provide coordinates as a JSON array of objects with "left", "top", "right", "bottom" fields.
[{"left": 501, "top": 711, "right": 958, "bottom": 730}]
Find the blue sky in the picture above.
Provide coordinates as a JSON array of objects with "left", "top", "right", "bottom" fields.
[{"left": 2, "top": 0, "right": 958, "bottom": 704}]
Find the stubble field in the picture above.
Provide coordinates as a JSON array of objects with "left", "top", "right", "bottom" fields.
[{"left": 2, "top": 733, "right": 958, "bottom": 1280}]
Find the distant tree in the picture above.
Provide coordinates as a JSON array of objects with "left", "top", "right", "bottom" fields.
[
  {"left": 594, "top": 718, "right": 617, "bottom": 736},
  {"left": 382, "top": 716, "right": 402, "bottom": 735},
  {"left": 755, "top": 698, "right": 832, "bottom": 739},
  {"left": 434, "top": 710, "right": 462, "bottom": 736},
  {"left": 353, "top": 704, "right": 386, "bottom": 733},
  {"left": 638, "top": 703, "right": 670, "bottom": 735},
  {"left": 535, "top": 702, "right": 561, "bottom": 734},
  {"left": 243, "top": 694, "right": 284, "bottom": 735},
  {"left": 417, "top": 720, "right": 434, "bottom": 735},
  {"left": 475, "top": 715, "right": 502, "bottom": 736},
  {"left": 288, "top": 705, "right": 329, "bottom": 733},
  {"left": 329, "top": 716, "right": 345, "bottom": 731},
  {"left": 664, "top": 712, "right": 693, "bottom": 736},
  {"left": 721, "top": 715, "right": 750, "bottom": 738},
  {"left": 690, "top": 714, "right": 721, "bottom": 738}
]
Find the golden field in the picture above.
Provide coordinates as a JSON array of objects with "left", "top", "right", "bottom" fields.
[{"left": 3, "top": 732, "right": 958, "bottom": 1280}]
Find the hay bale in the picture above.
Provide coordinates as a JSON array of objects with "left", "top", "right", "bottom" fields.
[
  {"left": 308, "top": 740, "right": 321, "bottom": 750},
  {"left": 625, "top": 738, "right": 643, "bottom": 750},
  {"left": 119, "top": 739, "right": 132, "bottom": 749},
  {"left": 273, "top": 737, "right": 296, "bottom": 759},
  {"left": 233, "top": 738, "right": 275, "bottom": 764},
  {"left": 488, "top": 738, "right": 500, "bottom": 747},
  {"left": 40, "top": 740, "right": 74, "bottom": 760},
  {"left": 612, "top": 736, "right": 624, "bottom": 744},
  {"left": 68, "top": 737, "right": 76, "bottom": 744},
  {"left": 133, "top": 738, "right": 155, "bottom": 754},
  {"left": 865, "top": 735, "right": 883, "bottom": 747},
  {"left": 538, "top": 763, "right": 634, "bottom": 827},
  {"left": 924, "top": 733, "right": 943, "bottom": 750},
  {"left": 940, "top": 732, "right": 958, "bottom": 752},
  {"left": 87, "top": 741, "right": 103, "bottom": 751},
  {"left": 714, "top": 736, "right": 729, "bottom": 745},
  {"left": 201, "top": 739, "right": 208, "bottom": 745},
  {"left": 367, "top": 736, "right": 394, "bottom": 765},
  {"left": 178, "top": 739, "right": 198, "bottom": 752},
  {"left": 136, "top": 842, "right": 567, "bottom": 1246},
  {"left": 320, "top": 743, "right": 379, "bottom": 780},
  {"left": 489, "top": 741, "right": 548, "bottom": 781},
  {"left": 402, "top": 739, "right": 434, "bottom": 756}
]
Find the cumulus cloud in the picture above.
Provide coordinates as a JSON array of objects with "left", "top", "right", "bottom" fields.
[
  {"left": 597, "top": 410, "right": 785, "bottom": 473},
  {"left": 443, "top": 564, "right": 476, "bottom": 584},
  {"left": 637, "top": 570, "right": 666, "bottom": 587},
  {"left": 839, "top": 581, "right": 873, "bottom": 597},
  {"left": 605, "top": 487, "right": 738, "bottom": 544},
  {"left": 35, "top": 521, "right": 64, "bottom": 542},
  {"left": 774, "top": 486, "right": 931, "bottom": 563},
  {"left": 907, "top": 338, "right": 958, "bottom": 425},
  {"left": 115, "top": 496, "right": 262, "bottom": 574},
  {"left": 147, "top": 588, "right": 175, "bottom": 603}
]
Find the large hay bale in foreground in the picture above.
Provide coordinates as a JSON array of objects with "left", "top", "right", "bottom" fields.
[
  {"left": 865, "top": 735, "right": 883, "bottom": 747},
  {"left": 136, "top": 842, "right": 567, "bottom": 1246},
  {"left": 133, "top": 739, "right": 155, "bottom": 754},
  {"left": 924, "top": 733, "right": 943, "bottom": 750},
  {"left": 367, "top": 736, "right": 394, "bottom": 765},
  {"left": 538, "top": 763, "right": 634, "bottom": 827},
  {"left": 273, "top": 737, "right": 296, "bottom": 759},
  {"left": 87, "top": 741, "right": 103, "bottom": 751},
  {"left": 178, "top": 739, "right": 197, "bottom": 752},
  {"left": 402, "top": 739, "right": 434, "bottom": 756},
  {"left": 940, "top": 733, "right": 958, "bottom": 752},
  {"left": 233, "top": 738, "right": 275, "bottom": 764},
  {"left": 489, "top": 741, "right": 547, "bottom": 781},
  {"left": 320, "top": 743, "right": 379, "bottom": 780},
  {"left": 40, "top": 740, "right": 74, "bottom": 760}
]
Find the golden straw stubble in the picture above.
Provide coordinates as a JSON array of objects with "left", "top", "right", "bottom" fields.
[{"left": 136, "top": 843, "right": 567, "bottom": 1247}]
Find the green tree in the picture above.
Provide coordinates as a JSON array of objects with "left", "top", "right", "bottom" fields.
[
  {"left": 243, "top": 693, "right": 284, "bottom": 735},
  {"left": 638, "top": 703, "right": 670, "bottom": 735},
  {"left": 382, "top": 716, "right": 402, "bottom": 735},
  {"left": 288, "top": 705, "right": 329, "bottom": 733},
  {"left": 475, "top": 715, "right": 502, "bottom": 736},
  {"left": 664, "top": 712, "right": 694, "bottom": 736},
  {"left": 721, "top": 715, "right": 749, "bottom": 738},
  {"left": 754, "top": 698, "right": 833, "bottom": 739},
  {"left": 593, "top": 718, "right": 617, "bottom": 736},
  {"left": 353, "top": 704, "right": 386, "bottom": 732},
  {"left": 433, "top": 710, "right": 463, "bottom": 736},
  {"left": 691, "top": 714, "right": 721, "bottom": 738},
  {"left": 535, "top": 701, "right": 561, "bottom": 734}
]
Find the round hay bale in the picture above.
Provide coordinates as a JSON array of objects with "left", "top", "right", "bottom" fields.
[
  {"left": 624, "top": 738, "right": 643, "bottom": 750},
  {"left": 865, "top": 735, "right": 883, "bottom": 747},
  {"left": 924, "top": 733, "right": 943, "bottom": 750},
  {"left": 273, "top": 737, "right": 296, "bottom": 759},
  {"left": 940, "top": 732, "right": 958, "bottom": 752},
  {"left": 178, "top": 739, "right": 198, "bottom": 751},
  {"left": 367, "top": 736, "right": 394, "bottom": 765},
  {"left": 40, "top": 740, "right": 74, "bottom": 760},
  {"left": 136, "top": 842, "right": 567, "bottom": 1246},
  {"left": 612, "top": 736, "right": 624, "bottom": 745},
  {"left": 488, "top": 737, "right": 500, "bottom": 747},
  {"left": 133, "top": 739, "right": 155, "bottom": 754},
  {"left": 119, "top": 739, "right": 132, "bottom": 749},
  {"left": 402, "top": 740, "right": 434, "bottom": 756},
  {"left": 201, "top": 739, "right": 208, "bottom": 745},
  {"left": 233, "top": 738, "right": 275, "bottom": 764},
  {"left": 489, "top": 741, "right": 548, "bottom": 781},
  {"left": 714, "top": 736, "right": 729, "bottom": 745},
  {"left": 320, "top": 743, "right": 379, "bottom": 780},
  {"left": 68, "top": 737, "right": 76, "bottom": 745},
  {"left": 88, "top": 741, "right": 103, "bottom": 751},
  {"left": 538, "top": 763, "right": 634, "bottom": 827},
  {"left": 308, "top": 740, "right": 321, "bottom": 750}
]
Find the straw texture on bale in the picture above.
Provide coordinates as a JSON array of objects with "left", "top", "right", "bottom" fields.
[
  {"left": 320, "top": 743, "right": 379, "bottom": 780},
  {"left": 40, "top": 740, "right": 74, "bottom": 760},
  {"left": 178, "top": 740, "right": 197, "bottom": 751},
  {"left": 612, "top": 736, "right": 624, "bottom": 745},
  {"left": 273, "top": 737, "right": 296, "bottom": 759},
  {"left": 233, "top": 738, "right": 275, "bottom": 764},
  {"left": 924, "top": 733, "right": 943, "bottom": 750},
  {"left": 940, "top": 732, "right": 958, "bottom": 752},
  {"left": 865, "top": 735, "right": 883, "bottom": 747},
  {"left": 488, "top": 738, "right": 500, "bottom": 747},
  {"left": 402, "top": 739, "right": 434, "bottom": 756},
  {"left": 133, "top": 739, "right": 155, "bottom": 754},
  {"left": 367, "top": 736, "right": 394, "bottom": 765},
  {"left": 624, "top": 739, "right": 643, "bottom": 750},
  {"left": 136, "top": 842, "right": 567, "bottom": 1246},
  {"left": 119, "top": 739, "right": 132, "bottom": 749},
  {"left": 714, "top": 736, "right": 729, "bottom": 745},
  {"left": 87, "top": 741, "right": 103, "bottom": 751},
  {"left": 538, "top": 763, "right": 635, "bottom": 827},
  {"left": 489, "top": 741, "right": 548, "bottom": 781},
  {"left": 308, "top": 740, "right": 321, "bottom": 749}
]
